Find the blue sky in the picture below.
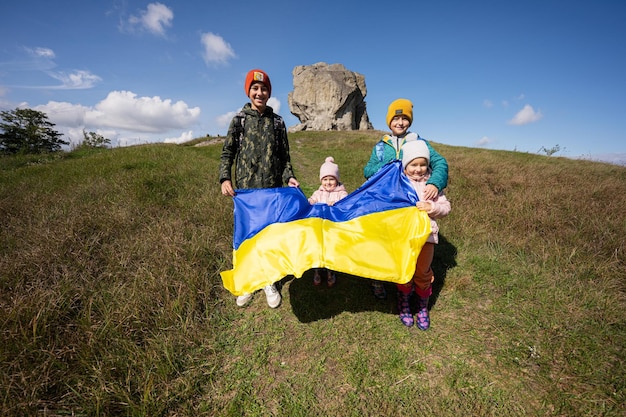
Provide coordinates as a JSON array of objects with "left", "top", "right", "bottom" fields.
[{"left": 1, "top": 1, "right": 625, "bottom": 164}]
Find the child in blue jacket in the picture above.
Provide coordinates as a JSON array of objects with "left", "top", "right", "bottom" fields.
[{"left": 363, "top": 98, "right": 449, "bottom": 299}]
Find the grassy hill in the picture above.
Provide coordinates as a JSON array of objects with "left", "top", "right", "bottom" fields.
[{"left": 1, "top": 130, "right": 624, "bottom": 416}]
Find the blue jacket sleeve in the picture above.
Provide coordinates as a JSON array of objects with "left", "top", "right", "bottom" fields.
[{"left": 424, "top": 140, "right": 448, "bottom": 191}]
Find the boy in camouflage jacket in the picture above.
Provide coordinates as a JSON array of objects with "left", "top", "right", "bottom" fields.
[{"left": 219, "top": 69, "right": 300, "bottom": 308}]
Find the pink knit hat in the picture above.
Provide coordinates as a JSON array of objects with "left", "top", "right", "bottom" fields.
[{"left": 319, "top": 156, "right": 340, "bottom": 181}]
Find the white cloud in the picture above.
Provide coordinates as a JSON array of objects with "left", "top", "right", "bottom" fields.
[
  {"left": 46, "top": 70, "right": 102, "bottom": 89},
  {"left": 268, "top": 97, "right": 280, "bottom": 113},
  {"left": 10, "top": 46, "right": 57, "bottom": 72},
  {"left": 508, "top": 104, "right": 543, "bottom": 125},
  {"left": 476, "top": 136, "right": 492, "bottom": 147},
  {"left": 128, "top": 2, "right": 173, "bottom": 36},
  {"left": 201, "top": 32, "right": 236, "bottom": 66},
  {"left": 35, "top": 101, "right": 90, "bottom": 126},
  {"left": 34, "top": 90, "right": 201, "bottom": 147},
  {"left": 217, "top": 111, "right": 238, "bottom": 129},
  {"left": 164, "top": 130, "right": 195, "bottom": 144},
  {"left": 483, "top": 99, "right": 493, "bottom": 108},
  {"left": 28, "top": 47, "right": 55, "bottom": 59},
  {"left": 87, "top": 90, "right": 200, "bottom": 132},
  {"left": 9, "top": 47, "right": 99, "bottom": 89}
]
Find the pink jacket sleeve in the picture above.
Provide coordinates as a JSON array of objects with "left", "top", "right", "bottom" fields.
[
  {"left": 308, "top": 189, "right": 322, "bottom": 205},
  {"left": 427, "top": 192, "right": 451, "bottom": 219}
]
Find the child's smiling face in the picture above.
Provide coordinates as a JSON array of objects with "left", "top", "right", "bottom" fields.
[
  {"left": 404, "top": 157, "right": 429, "bottom": 181},
  {"left": 248, "top": 82, "right": 270, "bottom": 112},
  {"left": 321, "top": 175, "right": 338, "bottom": 192},
  {"left": 389, "top": 115, "right": 411, "bottom": 136}
]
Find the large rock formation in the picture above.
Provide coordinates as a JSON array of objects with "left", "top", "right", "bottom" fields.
[{"left": 288, "top": 62, "right": 373, "bottom": 132}]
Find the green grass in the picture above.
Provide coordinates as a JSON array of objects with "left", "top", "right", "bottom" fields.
[{"left": 1, "top": 131, "right": 625, "bottom": 416}]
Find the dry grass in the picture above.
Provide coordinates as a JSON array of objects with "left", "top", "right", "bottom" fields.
[{"left": 0, "top": 132, "right": 624, "bottom": 416}]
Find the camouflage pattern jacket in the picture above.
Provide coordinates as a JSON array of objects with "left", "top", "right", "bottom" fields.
[{"left": 219, "top": 103, "right": 296, "bottom": 189}]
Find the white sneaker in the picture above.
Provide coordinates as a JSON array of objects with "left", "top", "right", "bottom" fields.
[
  {"left": 236, "top": 292, "right": 253, "bottom": 307},
  {"left": 263, "top": 284, "right": 281, "bottom": 308}
]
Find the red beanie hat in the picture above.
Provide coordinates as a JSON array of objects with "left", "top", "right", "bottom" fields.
[{"left": 244, "top": 69, "right": 271, "bottom": 97}]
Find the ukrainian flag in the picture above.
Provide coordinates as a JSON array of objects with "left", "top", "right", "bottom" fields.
[{"left": 220, "top": 161, "right": 432, "bottom": 296}]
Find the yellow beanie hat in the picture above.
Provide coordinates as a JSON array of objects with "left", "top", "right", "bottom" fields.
[{"left": 386, "top": 98, "right": 413, "bottom": 128}]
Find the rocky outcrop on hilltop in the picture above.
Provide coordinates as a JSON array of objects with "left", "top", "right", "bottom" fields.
[{"left": 288, "top": 62, "right": 373, "bottom": 132}]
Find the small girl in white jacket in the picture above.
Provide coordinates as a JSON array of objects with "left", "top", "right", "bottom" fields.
[
  {"left": 398, "top": 140, "right": 451, "bottom": 329},
  {"left": 308, "top": 157, "right": 349, "bottom": 287}
]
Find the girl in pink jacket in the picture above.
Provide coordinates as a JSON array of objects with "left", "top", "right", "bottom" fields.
[
  {"left": 308, "top": 157, "right": 349, "bottom": 286},
  {"left": 398, "top": 140, "right": 451, "bottom": 329}
]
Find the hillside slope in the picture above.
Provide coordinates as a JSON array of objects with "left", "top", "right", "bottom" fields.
[{"left": 1, "top": 131, "right": 625, "bottom": 416}]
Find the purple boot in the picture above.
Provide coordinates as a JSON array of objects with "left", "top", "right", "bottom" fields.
[
  {"left": 416, "top": 296, "right": 430, "bottom": 330},
  {"left": 397, "top": 292, "right": 413, "bottom": 327}
]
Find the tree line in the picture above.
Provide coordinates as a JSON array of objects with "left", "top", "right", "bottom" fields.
[{"left": 0, "top": 108, "right": 110, "bottom": 155}]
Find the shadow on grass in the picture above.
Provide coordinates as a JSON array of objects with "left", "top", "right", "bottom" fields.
[
  {"left": 286, "top": 234, "right": 457, "bottom": 323},
  {"left": 286, "top": 272, "right": 394, "bottom": 323},
  {"left": 429, "top": 234, "right": 457, "bottom": 309}
]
